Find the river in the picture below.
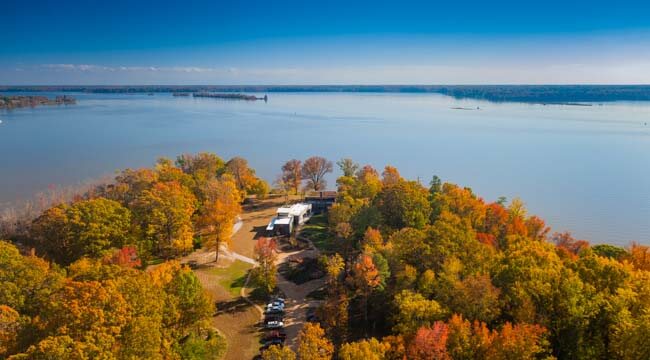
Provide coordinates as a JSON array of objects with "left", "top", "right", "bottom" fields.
[{"left": 1, "top": 92, "right": 648, "bottom": 245}]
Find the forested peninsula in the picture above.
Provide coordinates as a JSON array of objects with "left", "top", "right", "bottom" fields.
[
  {"left": 0, "top": 95, "right": 76, "bottom": 109},
  {"left": 1, "top": 153, "right": 649, "bottom": 359}
]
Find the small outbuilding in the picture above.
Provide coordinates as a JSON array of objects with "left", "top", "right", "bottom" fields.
[{"left": 304, "top": 191, "right": 337, "bottom": 213}]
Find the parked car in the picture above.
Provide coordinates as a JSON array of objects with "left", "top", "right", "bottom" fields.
[
  {"left": 267, "top": 301, "right": 285, "bottom": 309},
  {"left": 265, "top": 314, "right": 283, "bottom": 322},
  {"left": 265, "top": 307, "right": 284, "bottom": 315},
  {"left": 306, "top": 307, "right": 319, "bottom": 323},
  {"left": 265, "top": 320, "right": 284, "bottom": 329},
  {"left": 260, "top": 338, "right": 284, "bottom": 351},
  {"left": 185, "top": 260, "right": 199, "bottom": 269},
  {"left": 263, "top": 330, "right": 287, "bottom": 341},
  {"left": 266, "top": 305, "right": 284, "bottom": 313}
]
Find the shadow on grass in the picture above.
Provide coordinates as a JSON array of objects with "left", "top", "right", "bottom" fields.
[
  {"left": 279, "top": 257, "right": 325, "bottom": 285},
  {"left": 230, "top": 273, "right": 248, "bottom": 292},
  {"left": 215, "top": 297, "right": 253, "bottom": 315},
  {"left": 248, "top": 287, "right": 269, "bottom": 303},
  {"left": 306, "top": 286, "right": 327, "bottom": 300},
  {"left": 251, "top": 225, "right": 270, "bottom": 240}
]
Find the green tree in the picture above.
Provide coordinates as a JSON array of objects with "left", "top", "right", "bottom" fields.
[
  {"left": 176, "top": 329, "right": 226, "bottom": 360},
  {"left": 392, "top": 290, "right": 447, "bottom": 335},
  {"left": 610, "top": 309, "right": 650, "bottom": 359},
  {"left": 0, "top": 241, "right": 63, "bottom": 315},
  {"left": 377, "top": 180, "right": 431, "bottom": 229},
  {"left": 161, "top": 263, "right": 214, "bottom": 333},
  {"left": 592, "top": 244, "right": 627, "bottom": 260},
  {"left": 337, "top": 158, "right": 360, "bottom": 178}
]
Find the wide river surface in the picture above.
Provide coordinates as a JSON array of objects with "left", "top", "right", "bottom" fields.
[{"left": 1, "top": 92, "right": 649, "bottom": 245}]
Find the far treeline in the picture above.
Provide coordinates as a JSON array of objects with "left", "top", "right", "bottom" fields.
[
  {"left": 269, "top": 158, "right": 650, "bottom": 360},
  {"left": 4, "top": 85, "right": 650, "bottom": 103}
]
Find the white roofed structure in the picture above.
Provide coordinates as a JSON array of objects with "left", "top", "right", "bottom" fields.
[{"left": 266, "top": 203, "right": 312, "bottom": 236}]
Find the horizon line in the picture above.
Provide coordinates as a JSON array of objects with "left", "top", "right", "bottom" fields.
[{"left": 3, "top": 84, "right": 650, "bottom": 87}]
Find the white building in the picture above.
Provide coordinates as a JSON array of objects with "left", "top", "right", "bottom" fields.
[{"left": 266, "top": 203, "right": 312, "bottom": 235}]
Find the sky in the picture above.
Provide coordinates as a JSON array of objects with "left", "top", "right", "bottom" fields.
[{"left": 2, "top": 0, "right": 650, "bottom": 85}]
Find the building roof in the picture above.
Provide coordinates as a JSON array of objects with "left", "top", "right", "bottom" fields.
[
  {"left": 277, "top": 203, "right": 311, "bottom": 217},
  {"left": 305, "top": 191, "right": 337, "bottom": 200}
]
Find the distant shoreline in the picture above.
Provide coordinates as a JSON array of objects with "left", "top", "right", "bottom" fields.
[{"left": 3, "top": 85, "right": 650, "bottom": 104}]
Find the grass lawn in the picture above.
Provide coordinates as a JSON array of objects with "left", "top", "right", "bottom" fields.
[
  {"left": 147, "top": 258, "right": 166, "bottom": 266},
  {"left": 300, "top": 213, "right": 337, "bottom": 253},
  {"left": 209, "top": 260, "right": 253, "bottom": 297}
]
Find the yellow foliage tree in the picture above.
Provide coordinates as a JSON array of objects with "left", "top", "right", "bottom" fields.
[
  {"left": 197, "top": 176, "right": 242, "bottom": 263},
  {"left": 339, "top": 338, "right": 390, "bottom": 360},
  {"left": 297, "top": 323, "right": 334, "bottom": 360},
  {"left": 132, "top": 181, "right": 197, "bottom": 257},
  {"left": 262, "top": 344, "right": 296, "bottom": 360}
]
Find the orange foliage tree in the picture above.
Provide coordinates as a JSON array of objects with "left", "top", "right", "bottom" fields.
[
  {"left": 408, "top": 323, "right": 450, "bottom": 360},
  {"left": 351, "top": 253, "right": 382, "bottom": 331}
]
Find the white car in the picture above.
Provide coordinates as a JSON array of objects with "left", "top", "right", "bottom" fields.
[
  {"left": 265, "top": 306, "right": 284, "bottom": 314},
  {"left": 265, "top": 320, "right": 284, "bottom": 329},
  {"left": 267, "top": 301, "right": 284, "bottom": 309}
]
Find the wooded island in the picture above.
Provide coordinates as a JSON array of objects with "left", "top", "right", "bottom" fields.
[{"left": 0, "top": 95, "right": 76, "bottom": 109}]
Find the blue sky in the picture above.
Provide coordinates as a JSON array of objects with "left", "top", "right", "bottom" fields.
[{"left": 2, "top": 0, "right": 650, "bottom": 84}]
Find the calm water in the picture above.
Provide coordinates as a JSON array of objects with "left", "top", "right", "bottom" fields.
[{"left": 1, "top": 92, "right": 649, "bottom": 245}]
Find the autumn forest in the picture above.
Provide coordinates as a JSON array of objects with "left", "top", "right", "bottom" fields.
[{"left": 1, "top": 153, "right": 649, "bottom": 360}]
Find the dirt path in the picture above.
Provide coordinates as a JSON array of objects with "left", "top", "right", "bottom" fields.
[
  {"left": 274, "top": 241, "right": 326, "bottom": 351},
  {"left": 230, "top": 196, "right": 290, "bottom": 258}
]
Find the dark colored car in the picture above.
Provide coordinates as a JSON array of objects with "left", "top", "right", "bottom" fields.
[
  {"left": 263, "top": 330, "right": 287, "bottom": 342},
  {"left": 260, "top": 338, "right": 284, "bottom": 351},
  {"left": 306, "top": 307, "right": 319, "bottom": 322}
]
